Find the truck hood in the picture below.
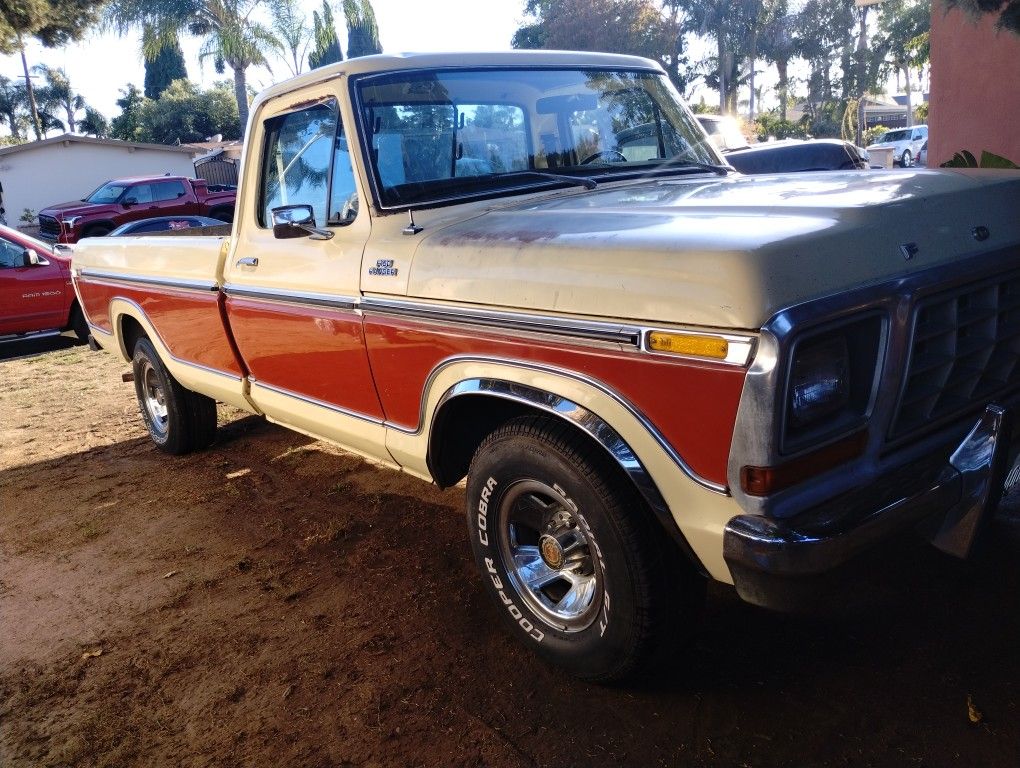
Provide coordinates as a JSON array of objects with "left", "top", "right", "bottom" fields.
[
  {"left": 39, "top": 200, "right": 118, "bottom": 219},
  {"left": 407, "top": 169, "right": 1020, "bottom": 329}
]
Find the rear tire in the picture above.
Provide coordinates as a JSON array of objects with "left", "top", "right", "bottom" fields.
[
  {"left": 132, "top": 337, "right": 217, "bottom": 454},
  {"left": 209, "top": 207, "right": 234, "bottom": 223},
  {"left": 68, "top": 303, "right": 89, "bottom": 343},
  {"left": 465, "top": 415, "right": 703, "bottom": 682},
  {"left": 900, "top": 149, "right": 912, "bottom": 168}
]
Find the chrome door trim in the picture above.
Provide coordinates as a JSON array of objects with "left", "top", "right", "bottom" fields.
[
  {"left": 79, "top": 269, "right": 219, "bottom": 293},
  {"left": 222, "top": 283, "right": 360, "bottom": 311},
  {"left": 361, "top": 296, "right": 642, "bottom": 346}
]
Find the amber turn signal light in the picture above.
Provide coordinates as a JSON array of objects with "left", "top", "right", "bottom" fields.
[{"left": 647, "top": 331, "right": 729, "bottom": 359}]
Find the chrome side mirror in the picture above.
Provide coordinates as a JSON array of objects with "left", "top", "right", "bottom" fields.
[
  {"left": 22, "top": 248, "right": 40, "bottom": 267},
  {"left": 271, "top": 204, "right": 334, "bottom": 240}
]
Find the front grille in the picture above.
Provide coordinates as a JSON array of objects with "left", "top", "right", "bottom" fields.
[
  {"left": 38, "top": 215, "right": 60, "bottom": 236},
  {"left": 890, "top": 269, "right": 1020, "bottom": 439}
]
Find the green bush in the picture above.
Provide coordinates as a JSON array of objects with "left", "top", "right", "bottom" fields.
[
  {"left": 754, "top": 111, "right": 810, "bottom": 141},
  {"left": 863, "top": 125, "right": 890, "bottom": 146}
]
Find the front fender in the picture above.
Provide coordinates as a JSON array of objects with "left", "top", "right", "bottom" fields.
[{"left": 384, "top": 356, "right": 741, "bottom": 582}]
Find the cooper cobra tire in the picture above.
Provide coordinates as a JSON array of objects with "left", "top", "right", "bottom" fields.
[
  {"left": 132, "top": 337, "right": 217, "bottom": 454},
  {"left": 465, "top": 415, "right": 702, "bottom": 682}
]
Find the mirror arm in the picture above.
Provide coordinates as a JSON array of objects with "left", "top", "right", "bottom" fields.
[{"left": 286, "top": 221, "right": 334, "bottom": 240}]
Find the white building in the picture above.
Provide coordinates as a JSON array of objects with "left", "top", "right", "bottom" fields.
[{"left": 0, "top": 135, "right": 201, "bottom": 226}]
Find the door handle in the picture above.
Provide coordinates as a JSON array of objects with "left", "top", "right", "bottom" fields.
[{"left": 235, "top": 257, "right": 258, "bottom": 267}]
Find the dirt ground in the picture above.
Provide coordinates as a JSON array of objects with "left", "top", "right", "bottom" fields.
[{"left": 2, "top": 335, "right": 1020, "bottom": 768}]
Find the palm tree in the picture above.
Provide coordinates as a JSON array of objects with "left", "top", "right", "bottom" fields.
[
  {"left": 33, "top": 64, "right": 87, "bottom": 134},
  {"left": 0, "top": 75, "right": 28, "bottom": 139},
  {"left": 269, "top": 0, "right": 311, "bottom": 76},
  {"left": 105, "top": 0, "right": 280, "bottom": 135}
]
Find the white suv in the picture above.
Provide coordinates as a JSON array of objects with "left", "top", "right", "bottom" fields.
[{"left": 867, "top": 125, "right": 928, "bottom": 167}]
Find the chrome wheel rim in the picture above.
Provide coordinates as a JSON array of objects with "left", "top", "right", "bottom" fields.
[
  {"left": 497, "top": 480, "right": 602, "bottom": 632},
  {"left": 140, "top": 360, "right": 169, "bottom": 438}
]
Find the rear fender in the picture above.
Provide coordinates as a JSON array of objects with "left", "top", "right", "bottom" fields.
[{"left": 108, "top": 298, "right": 255, "bottom": 413}]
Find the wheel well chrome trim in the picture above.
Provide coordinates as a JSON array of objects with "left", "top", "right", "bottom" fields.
[
  {"left": 414, "top": 355, "right": 728, "bottom": 495},
  {"left": 110, "top": 297, "right": 242, "bottom": 382},
  {"left": 428, "top": 378, "right": 710, "bottom": 572}
]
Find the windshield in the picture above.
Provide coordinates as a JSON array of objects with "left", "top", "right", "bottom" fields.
[
  {"left": 85, "top": 182, "right": 129, "bottom": 204},
  {"left": 355, "top": 67, "right": 720, "bottom": 208}
]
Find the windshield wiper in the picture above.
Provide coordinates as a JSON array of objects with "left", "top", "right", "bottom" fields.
[
  {"left": 656, "top": 153, "right": 735, "bottom": 177},
  {"left": 505, "top": 170, "right": 599, "bottom": 190}
]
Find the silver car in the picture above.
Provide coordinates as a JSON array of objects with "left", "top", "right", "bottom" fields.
[{"left": 867, "top": 125, "right": 928, "bottom": 167}]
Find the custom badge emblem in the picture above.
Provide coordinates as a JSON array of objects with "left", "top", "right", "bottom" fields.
[
  {"left": 900, "top": 242, "right": 919, "bottom": 261},
  {"left": 368, "top": 259, "right": 398, "bottom": 276}
]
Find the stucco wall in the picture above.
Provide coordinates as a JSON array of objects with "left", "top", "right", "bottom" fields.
[
  {"left": 0, "top": 141, "right": 198, "bottom": 226},
  {"left": 930, "top": 6, "right": 1020, "bottom": 167}
]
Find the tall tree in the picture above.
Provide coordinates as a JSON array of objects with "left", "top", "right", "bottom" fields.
[
  {"left": 105, "top": 0, "right": 281, "bottom": 136},
  {"left": 33, "top": 64, "right": 88, "bottom": 134},
  {"left": 0, "top": 75, "right": 28, "bottom": 139},
  {"left": 687, "top": 0, "right": 762, "bottom": 113},
  {"left": 343, "top": 0, "right": 382, "bottom": 58},
  {"left": 79, "top": 106, "right": 110, "bottom": 137},
  {"left": 759, "top": 8, "right": 798, "bottom": 120},
  {"left": 143, "top": 28, "right": 189, "bottom": 99},
  {"left": 512, "top": 0, "right": 672, "bottom": 67},
  {"left": 270, "top": 0, "right": 312, "bottom": 76},
  {"left": 109, "top": 83, "right": 148, "bottom": 141},
  {"left": 135, "top": 79, "right": 240, "bottom": 144},
  {"left": 308, "top": 0, "right": 343, "bottom": 69},
  {"left": 876, "top": 0, "right": 930, "bottom": 127},
  {"left": 1, "top": 0, "right": 107, "bottom": 140}
]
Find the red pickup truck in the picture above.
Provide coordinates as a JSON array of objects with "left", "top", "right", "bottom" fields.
[
  {"left": 38, "top": 176, "right": 236, "bottom": 244},
  {"left": 0, "top": 225, "right": 87, "bottom": 341}
]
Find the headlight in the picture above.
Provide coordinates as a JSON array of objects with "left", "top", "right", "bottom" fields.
[
  {"left": 790, "top": 338, "right": 849, "bottom": 427},
  {"left": 782, "top": 316, "right": 884, "bottom": 453}
]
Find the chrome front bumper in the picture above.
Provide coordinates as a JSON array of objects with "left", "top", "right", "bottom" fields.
[{"left": 724, "top": 405, "right": 1015, "bottom": 610}]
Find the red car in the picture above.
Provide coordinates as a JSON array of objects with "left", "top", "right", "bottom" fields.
[
  {"left": 0, "top": 225, "right": 88, "bottom": 342},
  {"left": 38, "top": 176, "right": 236, "bottom": 244}
]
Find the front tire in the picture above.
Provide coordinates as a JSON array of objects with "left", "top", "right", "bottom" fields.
[
  {"left": 132, "top": 337, "right": 217, "bottom": 454},
  {"left": 465, "top": 415, "right": 702, "bottom": 682}
]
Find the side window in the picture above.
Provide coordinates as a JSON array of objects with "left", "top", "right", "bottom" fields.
[
  {"left": 328, "top": 129, "right": 358, "bottom": 225},
  {"left": 152, "top": 180, "right": 187, "bottom": 201},
  {"left": 260, "top": 100, "right": 339, "bottom": 228},
  {"left": 126, "top": 184, "right": 153, "bottom": 204},
  {"left": 0, "top": 238, "right": 22, "bottom": 268}
]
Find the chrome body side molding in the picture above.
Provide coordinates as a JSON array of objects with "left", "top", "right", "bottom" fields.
[{"left": 79, "top": 269, "right": 219, "bottom": 293}]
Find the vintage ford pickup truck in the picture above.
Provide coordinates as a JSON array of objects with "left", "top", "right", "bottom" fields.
[{"left": 72, "top": 52, "right": 1020, "bottom": 681}]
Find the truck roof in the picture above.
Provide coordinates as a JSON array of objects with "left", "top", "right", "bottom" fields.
[
  {"left": 103, "top": 175, "right": 194, "bottom": 184},
  {"left": 254, "top": 50, "right": 664, "bottom": 107}
]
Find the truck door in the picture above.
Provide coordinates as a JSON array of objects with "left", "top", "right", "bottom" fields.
[
  {"left": 0, "top": 236, "right": 65, "bottom": 335},
  {"left": 151, "top": 179, "right": 197, "bottom": 216},
  {"left": 222, "top": 91, "right": 384, "bottom": 457}
]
